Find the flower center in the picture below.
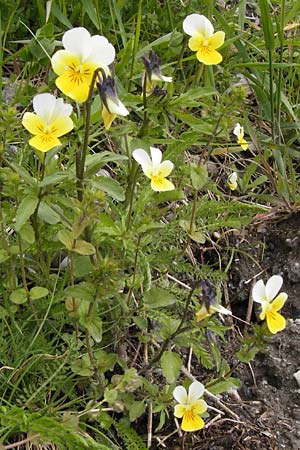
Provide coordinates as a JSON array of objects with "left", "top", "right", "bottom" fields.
[
  {"left": 68, "top": 63, "right": 92, "bottom": 85},
  {"left": 151, "top": 175, "right": 165, "bottom": 187}
]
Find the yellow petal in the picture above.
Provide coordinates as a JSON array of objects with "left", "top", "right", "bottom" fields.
[
  {"left": 29, "top": 135, "right": 61, "bottom": 152},
  {"left": 150, "top": 176, "right": 174, "bottom": 192},
  {"left": 174, "top": 404, "right": 187, "bottom": 419},
  {"left": 181, "top": 411, "right": 204, "bottom": 432},
  {"left": 188, "top": 34, "right": 204, "bottom": 51},
  {"left": 207, "top": 31, "right": 225, "bottom": 50},
  {"left": 190, "top": 400, "right": 207, "bottom": 415},
  {"left": 196, "top": 305, "right": 210, "bottom": 322},
  {"left": 102, "top": 106, "right": 116, "bottom": 130},
  {"left": 196, "top": 47, "right": 223, "bottom": 65},
  {"left": 272, "top": 293, "right": 288, "bottom": 311},
  {"left": 51, "top": 51, "right": 81, "bottom": 76},
  {"left": 266, "top": 311, "right": 286, "bottom": 334},
  {"left": 238, "top": 138, "right": 248, "bottom": 150},
  {"left": 22, "top": 113, "right": 46, "bottom": 135},
  {"left": 157, "top": 161, "right": 174, "bottom": 178},
  {"left": 49, "top": 116, "right": 74, "bottom": 137},
  {"left": 228, "top": 181, "right": 237, "bottom": 191}
]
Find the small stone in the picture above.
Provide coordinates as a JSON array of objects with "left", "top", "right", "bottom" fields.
[{"left": 293, "top": 370, "right": 300, "bottom": 387}]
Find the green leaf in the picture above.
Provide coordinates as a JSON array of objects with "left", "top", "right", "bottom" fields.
[
  {"left": 190, "top": 164, "right": 208, "bottom": 190},
  {"left": 38, "top": 202, "right": 61, "bottom": 224},
  {"left": 84, "top": 152, "right": 127, "bottom": 178},
  {"left": 29, "top": 286, "right": 49, "bottom": 300},
  {"left": 170, "top": 87, "right": 216, "bottom": 108},
  {"left": 15, "top": 195, "right": 39, "bottom": 232},
  {"left": 10, "top": 288, "right": 28, "bottom": 304},
  {"left": 91, "top": 177, "right": 125, "bottom": 201},
  {"left": 73, "top": 240, "right": 96, "bottom": 255},
  {"left": 161, "top": 351, "right": 182, "bottom": 383},
  {"left": 74, "top": 256, "right": 95, "bottom": 277},
  {"left": 80, "top": 315, "right": 102, "bottom": 343},
  {"left": 129, "top": 400, "right": 146, "bottom": 422},
  {"left": 207, "top": 377, "right": 241, "bottom": 395},
  {"left": 57, "top": 230, "right": 74, "bottom": 250},
  {"left": 19, "top": 223, "right": 35, "bottom": 244},
  {"left": 0, "top": 249, "right": 10, "bottom": 263},
  {"left": 65, "top": 282, "right": 95, "bottom": 302},
  {"left": 143, "top": 288, "right": 176, "bottom": 309}
]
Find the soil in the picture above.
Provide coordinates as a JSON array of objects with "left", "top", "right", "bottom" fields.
[{"left": 157, "top": 212, "right": 300, "bottom": 450}]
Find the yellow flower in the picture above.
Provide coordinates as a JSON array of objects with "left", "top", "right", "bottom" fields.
[
  {"left": 22, "top": 93, "right": 74, "bottom": 152},
  {"left": 196, "top": 303, "right": 232, "bottom": 322},
  {"left": 173, "top": 381, "right": 207, "bottom": 432},
  {"left": 51, "top": 27, "right": 115, "bottom": 103},
  {"left": 96, "top": 70, "right": 129, "bottom": 130},
  {"left": 233, "top": 123, "right": 248, "bottom": 150},
  {"left": 252, "top": 275, "right": 287, "bottom": 334},
  {"left": 132, "top": 147, "right": 175, "bottom": 192},
  {"left": 142, "top": 50, "right": 173, "bottom": 92},
  {"left": 227, "top": 171, "right": 238, "bottom": 191},
  {"left": 183, "top": 14, "right": 225, "bottom": 65}
]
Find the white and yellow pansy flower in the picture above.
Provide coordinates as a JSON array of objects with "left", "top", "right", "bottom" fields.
[
  {"left": 22, "top": 93, "right": 74, "bottom": 152},
  {"left": 233, "top": 123, "right": 248, "bottom": 150},
  {"left": 183, "top": 14, "right": 225, "bottom": 65},
  {"left": 132, "top": 147, "right": 175, "bottom": 192},
  {"left": 252, "top": 275, "right": 287, "bottom": 334},
  {"left": 227, "top": 171, "right": 238, "bottom": 191},
  {"left": 51, "top": 27, "right": 115, "bottom": 103},
  {"left": 173, "top": 381, "right": 207, "bottom": 432}
]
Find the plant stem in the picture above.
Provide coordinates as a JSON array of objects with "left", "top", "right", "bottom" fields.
[
  {"left": 76, "top": 69, "right": 100, "bottom": 201},
  {"left": 128, "top": 0, "right": 142, "bottom": 92},
  {"left": 138, "top": 72, "right": 149, "bottom": 137}
]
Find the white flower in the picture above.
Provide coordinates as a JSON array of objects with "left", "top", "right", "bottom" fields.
[
  {"left": 132, "top": 147, "right": 174, "bottom": 192},
  {"left": 227, "top": 172, "right": 238, "bottom": 191},
  {"left": 22, "top": 93, "right": 73, "bottom": 152},
  {"left": 51, "top": 27, "right": 115, "bottom": 102},
  {"left": 233, "top": 123, "right": 248, "bottom": 150},
  {"left": 252, "top": 275, "right": 287, "bottom": 334},
  {"left": 173, "top": 381, "right": 207, "bottom": 432}
]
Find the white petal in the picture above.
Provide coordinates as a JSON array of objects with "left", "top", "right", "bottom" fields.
[
  {"left": 233, "top": 123, "right": 243, "bottom": 139},
  {"left": 33, "top": 93, "right": 56, "bottom": 123},
  {"left": 150, "top": 147, "right": 162, "bottom": 172},
  {"left": 52, "top": 98, "right": 73, "bottom": 118},
  {"left": 187, "top": 381, "right": 204, "bottom": 403},
  {"left": 106, "top": 97, "right": 129, "bottom": 116},
  {"left": 183, "top": 14, "right": 214, "bottom": 38},
  {"left": 87, "top": 35, "right": 115, "bottom": 66},
  {"left": 252, "top": 279, "right": 266, "bottom": 304},
  {"left": 132, "top": 149, "right": 152, "bottom": 169},
  {"left": 228, "top": 172, "right": 237, "bottom": 183},
  {"left": 265, "top": 275, "right": 283, "bottom": 302},
  {"left": 151, "top": 73, "right": 173, "bottom": 82},
  {"left": 62, "top": 27, "right": 92, "bottom": 61},
  {"left": 173, "top": 386, "right": 188, "bottom": 404}
]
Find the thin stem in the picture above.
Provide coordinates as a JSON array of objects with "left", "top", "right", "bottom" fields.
[
  {"left": 138, "top": 72, "right": 149, "bottom": 137},
  {"left": 268, "top": 49, "right": 275, "bottom": 142},
  {"left": 140, "top": 283, "right": 199, "bottom": 374},
  {"left": 128, "top": 0, "right": 142, "bottom": 92},
  {"left": 126, "top": 234, "right": 142, "bottom": 303},
  {"left": 4, "top": 434, "right": 40, "bottom": 449},
  {"left": 77, "top": 69, "right": 100, "bottom": 201}
]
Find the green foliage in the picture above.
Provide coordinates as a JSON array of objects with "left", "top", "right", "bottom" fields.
[{"left": 114, "top": 419, "right": 148, "bottom": 450}]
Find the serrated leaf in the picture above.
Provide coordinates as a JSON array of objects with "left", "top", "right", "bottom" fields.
[
  {"left": 15, "top": 195, "right": 39, "bottom": 231},
  {"left": 129, "top": 400, "right": 146, "bottom": 422},
  {"left": 73, "top": 239, "right": 96, "bottom": 255},
  {"left": 191, "top": 164, "right": 208, "bottom": 190},
  {"left": 58, "top": 230, "right": 74, "bottom": 250},
  {"left": 38, "top": 202, "right": 61, "bottom": 224},
  {"left": 64, "top": 282, "right": 95, "bottom": 302},
  {"left": 19, "top": 223, "right": 35, "bottom": 244},
  {"left": 29, "top": 286, "right": 49, "bottom": 300},
  {"left": 80, "top": 315, "right": 102, "bottom": 343},
  {"left": 143, "top": 288, "right": 176, "bottom": 309},
  {"left": 161, "top": 351, "right": 182, "bottom": 383},
  {"left": 207, "top": 377, "right": 241, "bottom": 395},
  {"left": 10, "top": 288, "right": 28, "bottom": 304},
  {"left": 91, "top": 177, "right": 125, "bottom": 201}
]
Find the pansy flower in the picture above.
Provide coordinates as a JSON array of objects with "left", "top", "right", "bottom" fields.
[
  {"left": 196, "top": 302, "right": 232, "bottom": 322},
  {"left": 173, "top": 381, "right": 207, "bottom": 432},
  {"left": 96, "top": 69, "right": 129, "bottom": 129},
  {"left": 233, "top": 123, "right": 248, "bottom": 150},
  {"left": 132, "top": 147, "right": 174, "bottom": 192},
  {"left": 183, "top": 14, "right": 225, "bottom": 65},
  {"left": 22, "top": 93, "right": 74, "bottom": 152},
  {"left": 227, "top": 171, "right": 238, "bottom": 191},
  {"left": 252, "top": 275, "right": 287, "bottom": 334},
  {"left": 51, "top": 27, "right": 115, "bottom": 103},
  {"left": 142, "top": 50, "right": 173, "bottom": 92}
]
